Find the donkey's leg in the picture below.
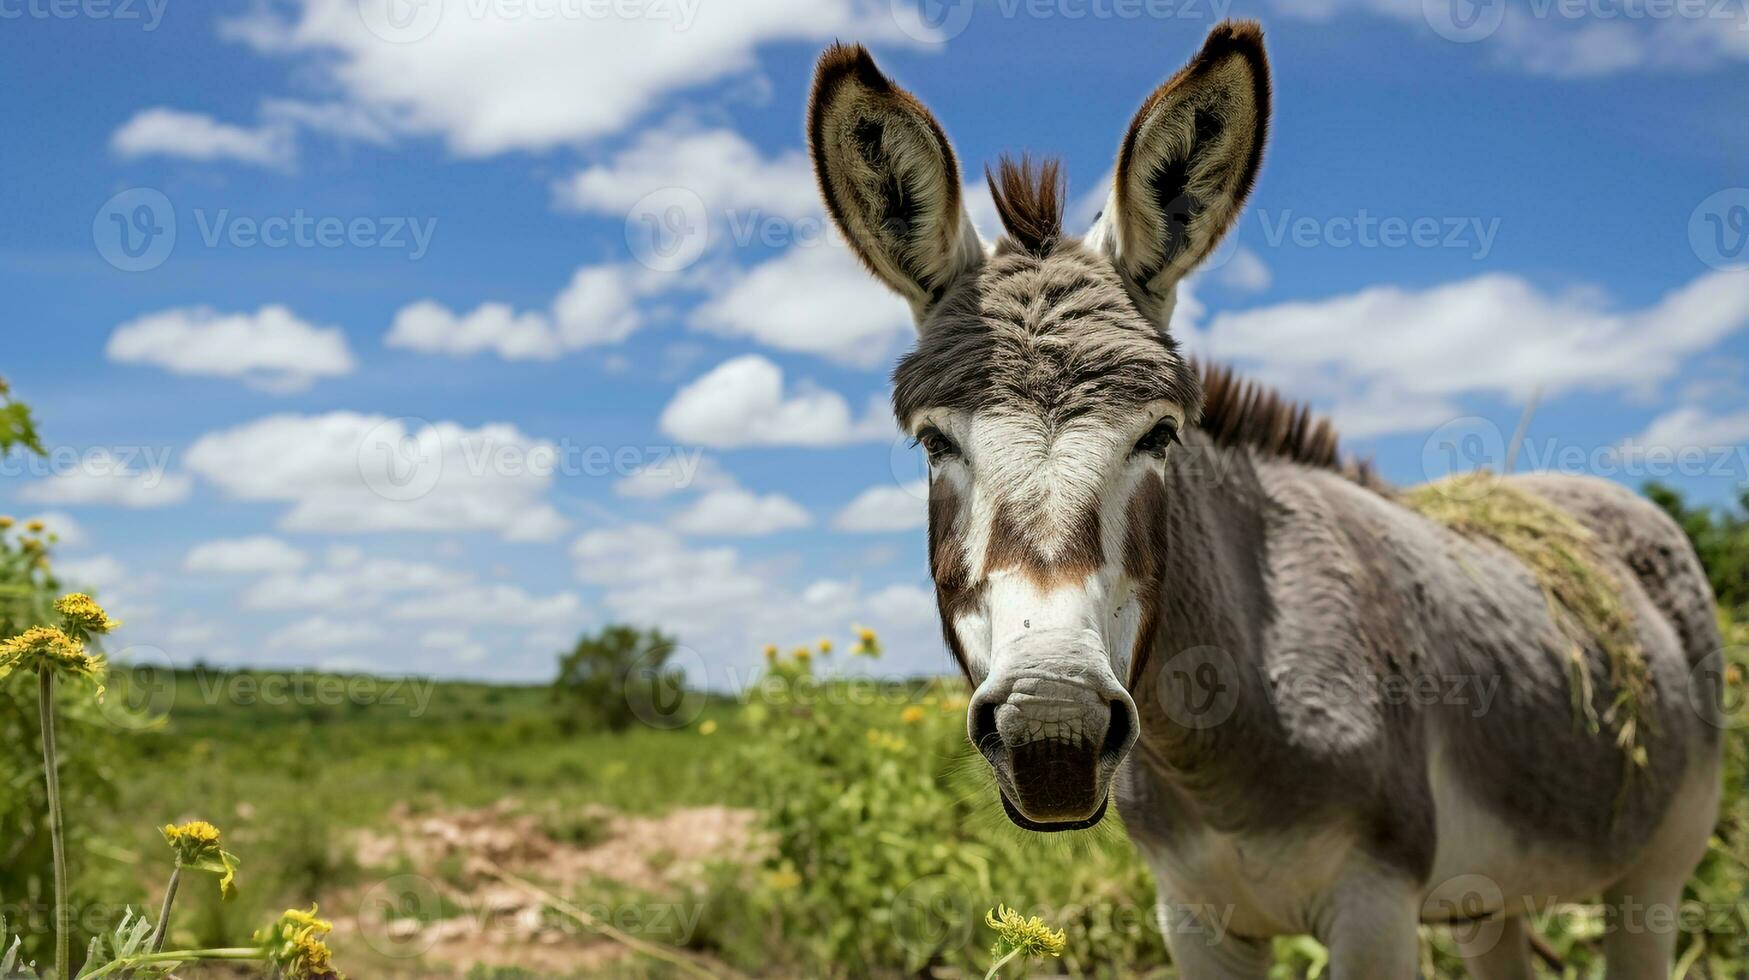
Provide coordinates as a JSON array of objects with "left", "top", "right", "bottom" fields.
[
  {"left": 1317, "top": 867, "right": 1422, "bottom": 980},
  {"left": 1158, "top": 899, "right": 1270, "bottom": 980},
  {"left": 1453, "top": 914, "right": 1533, "bottom": 980},
  {"left": 1600, "top": 874, "right": 1685, "bottom": 980}
]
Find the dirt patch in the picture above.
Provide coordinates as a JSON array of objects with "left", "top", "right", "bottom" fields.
[{"left": 337, "top": 800, "right": 763, "bottom": 977}]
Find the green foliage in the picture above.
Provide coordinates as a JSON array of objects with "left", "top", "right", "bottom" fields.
[
  {"left": 0, "top": 377, "right": 45, "bottom": 457},
  {"left": 552, "top": 624, "right": 683, "bottom": 733},
  {"left": 691, "top": 649, "right": 1167, "bottom": 977},
  {"left": 1645, "top": 482, "right": 1749, "bottom": 615}
]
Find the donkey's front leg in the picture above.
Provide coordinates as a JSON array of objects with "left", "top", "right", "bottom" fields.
[
  {"left": 1158, "top": 899, "right": 1270, "bottom": 980},
  {"left": 1316, "top": 866, "right": 1422, "bottom": 979}
]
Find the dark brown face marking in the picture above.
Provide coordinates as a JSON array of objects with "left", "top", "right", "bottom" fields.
[
  {"left": 1122, "top": 471, "right": 1170, "bottom": 686},
  {"left": 981, "top": 497, "right": 1104, "bottom": 590},
  {"left": 927, "top": 478, "right": 974, "bottom": 678}
]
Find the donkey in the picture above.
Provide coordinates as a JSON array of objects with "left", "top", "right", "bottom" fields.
[{"left": 807, "top": 20, "right": 1724, "bottom": 978}]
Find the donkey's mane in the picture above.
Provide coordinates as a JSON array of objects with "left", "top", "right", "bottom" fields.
[{"left": 1196, "top": 361, "right": 1383, "bottom": 490}]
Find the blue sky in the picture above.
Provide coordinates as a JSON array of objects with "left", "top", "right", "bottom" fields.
[{"left": 1, "top": 0, "right": 1745, "bottom": 683}]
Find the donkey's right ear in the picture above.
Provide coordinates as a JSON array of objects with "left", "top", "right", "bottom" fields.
[{"left": 809, "top": 43, "right": 983, "bottom": 320}]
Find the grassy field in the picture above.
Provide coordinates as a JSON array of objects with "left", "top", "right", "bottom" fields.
[{"left": 27, "top": 618, "right": 1735, "bottom": 979}]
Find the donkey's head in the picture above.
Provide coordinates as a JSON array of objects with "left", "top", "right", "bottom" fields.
[{"left": 809, "top": 22, "right": 1269, "bottom": 831}]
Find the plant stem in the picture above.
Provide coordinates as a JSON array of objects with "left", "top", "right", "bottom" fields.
[
  {"left": 76, "top": 947, "right": 262, "bottom": 980},
  {"left": 983, "top": 948, "right": 1021, "bottom": 980},
  {"left": 37, "top": 669, "right": 68, "bottom": 980},
  {"left": 146, "top": 861, "right": 181, "bottom": 953}
]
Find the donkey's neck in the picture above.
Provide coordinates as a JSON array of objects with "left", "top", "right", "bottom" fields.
[{"left": 1130, "top": 435, "right": 1281, "bottom": 790}]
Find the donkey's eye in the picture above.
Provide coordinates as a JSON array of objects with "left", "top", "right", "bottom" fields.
[
  {"left": 915, "top": 425, "right": 960, "bottom": 463},
  {"left": 1132, "top": 418, "right": 1181, "bottom": 457}
]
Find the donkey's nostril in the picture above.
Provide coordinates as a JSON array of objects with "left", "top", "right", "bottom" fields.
[
  {"left": 1101, "top": 698, "right": 1137, "bottom": 763},
  {"left": 971, "top": 699, "right": 1000, "bottom": 753}
]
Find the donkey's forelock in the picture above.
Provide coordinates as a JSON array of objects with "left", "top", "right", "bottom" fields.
[{"left": 987, "top": 154, "right": 1067, "bottom": 258}]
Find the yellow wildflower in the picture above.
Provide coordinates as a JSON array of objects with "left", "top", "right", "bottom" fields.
[
  {"left": 793, "top": 646, "right": 811, "bottom": 664},
  {"left": 0, "top": 515, "right": 12, "bottom": 529},
  {"left": 55, "top": 592, "right": 120, "bottom": 637},
  {"left": 0, "top": 626, "right": 106, "bottom": 690},
  {"left": 25, "top": 519, "right": 44, "bottom": 533},
  {"left": 817, "top": 637, "right": 833, "bottom": 654},
  {"left": 762, "top": 644, "right": 779, "bottom": 662},
  {"left": 162, "top": 820, "right": 240, "bottom": 900},
  {"left": 698, "top": 719, "right": 718, "bottom": 735},
  {"left": 258, "top": 905, "right": 343, "bottom": 980},
  {"left": 900, "top": 705, "right": 927, "bottom": 725},
  {"left": 765, "top": 867, "right": 802, "bottom": 890},
  {"left": 987, "top": 904, "right": 1066, "bottom": 960}
]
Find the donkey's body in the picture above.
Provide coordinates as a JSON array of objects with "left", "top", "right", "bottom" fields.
[
  {"left": 1120, "top": 434, "right": 1722, "bottom": 973},
  {"left": 806, "top": 21, "right": 1723, "bottom": 975}
]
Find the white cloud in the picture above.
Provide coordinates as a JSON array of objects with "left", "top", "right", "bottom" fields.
[
  {"left": 387, "top": 264, "right": 643, "bottom": 361},
  {"left": 420, "top": 628, "right": 487, "bottom": 663},
  {"left": 54, "top": 554, "right": 129, "bottom": 593},
  {"left": 690, "top": 241, "right": 914, "bottom": 366},
  {"left": 668, "top": 488, "right": 811, "bottom": 536},
  {"left": 110, "top": 107, "right": 294, "bottom": 167},
  {"left": 184, "top": 536, "right": 310, "bottom": 575},
  {"left": 183, "top": 412, "right": 568, "bottom": 541},
  {"left": 218, "top": 0, "right": 918, "bottom": 157},
  {"left": 386, "top": 584, "right": 584, "bottom": 626},
  {"left": 18, "top": 449, "right": 192, "bottom": 509},
  {"left": 832, "top": 481, "right": 928, "bottom": 533},
  {"left": 570, "top": 523, "right": 943, "bottom": 680},
  {"left": 1271, "top": 0, "right": 1749, "bottom": 77},
  {"left": 553, "top": 125, "right": 816, "bottom": 221},
  {"left": 1202, "top": 270, "right": 1749, "bottom": 437},
  {"left": 266, "top": 616, "right": 385, "bottom": 651},
  {"left": 387, "top": 301, "right": 563, "bottom": 360},
  {"left": 1626, "top": 405, "right": 1749, "bottom": 455},
  {"left": 243, "top": 557, "right": 471, "bottom": 611},
  {"left": 107, "top": 305, "right": 355, "bottom": 392},
  {"left": 659, "top": 355, "right": 893, "bottom": 448},
  {"left": 1213, "top": 247, "right": 1272, "bottom": 293},
  {"left": 613, "top": 453, "right": 732, "bottom": 499}
]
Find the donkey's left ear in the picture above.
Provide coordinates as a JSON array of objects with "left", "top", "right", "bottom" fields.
[
  {"left": 809, "top": 43, "right": 983, "bottom": 322},
  {"left": 1098, "top": 20, "right": 1270, "bottom": 321}
]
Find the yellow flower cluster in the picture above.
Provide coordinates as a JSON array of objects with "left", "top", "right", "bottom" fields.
[
  {"left": 0, "top": 625, "right": 106, "bottom": 689},
  {"left": 258, "top": 905, "right": 343, "bottom": 980},
  {"left": 986, "top": 904, "right": 1066, "bottom": 959},
  {"left": 899, "top": 705, "right": 927, "bottom": 725},
  {"left": 162, "top": 819, "right": 223, "bottom": 852},
  {"left": 55, "top": 592, "right": 121, "bottom": 636},
  {"left": 162, "top": 819, "right": 240, "bottom": 899},
  {"left": 866, "top": 728, "right": 909, "bottom": 753},
  {"left": 850, "top": 624, "right": 881, "bottom": 657}
]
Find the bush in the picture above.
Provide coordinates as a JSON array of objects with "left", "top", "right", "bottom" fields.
[{"left": 552, "top": 625, "right": 683, "bottom": 733}]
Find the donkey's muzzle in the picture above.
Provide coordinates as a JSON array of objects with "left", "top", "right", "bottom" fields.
[{"left": 968, "top": 673, "right": 1139, "bottom": 831}]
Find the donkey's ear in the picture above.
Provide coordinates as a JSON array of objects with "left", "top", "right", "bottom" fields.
[
  {"left": 1104, "top": 20, "right": 1269, "bottom": 318},
  {"left": 809, "top": 43, "right": 983, "bottom": 319}
]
